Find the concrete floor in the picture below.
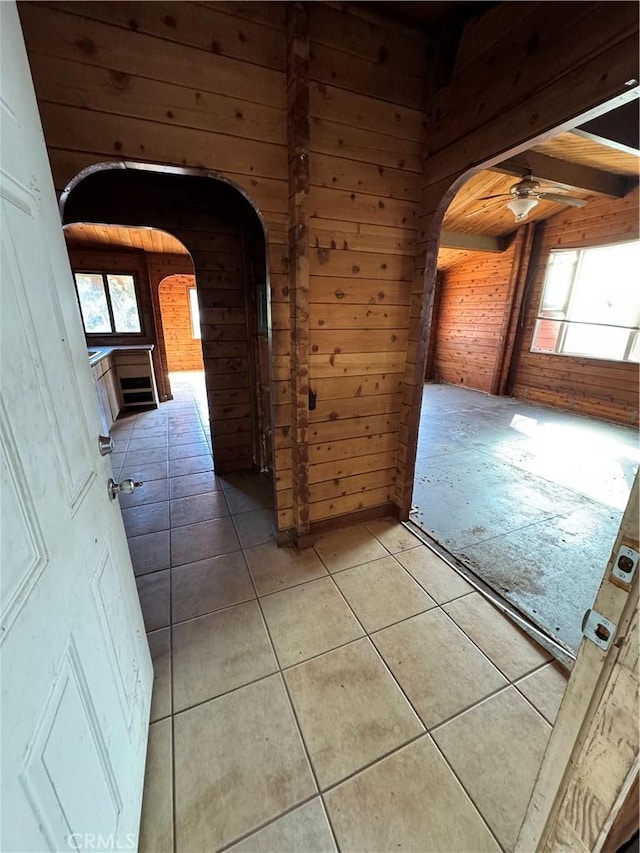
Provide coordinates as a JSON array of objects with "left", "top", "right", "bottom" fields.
[{"left": 412, "top": 383, "right": 639, "bottom": 653}]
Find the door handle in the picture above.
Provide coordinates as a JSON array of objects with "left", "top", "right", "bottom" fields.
[{"left": 108, "top": 477, "right": 143, "bottom": 501}]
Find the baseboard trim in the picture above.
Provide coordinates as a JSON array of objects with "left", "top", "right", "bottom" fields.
[{"left": 276, "top": 502, "right": 399, "bottom": 549}]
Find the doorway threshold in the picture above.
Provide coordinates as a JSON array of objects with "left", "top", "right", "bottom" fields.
[{"left": 403, "top": 519, "right": 576, "bottom": 672}]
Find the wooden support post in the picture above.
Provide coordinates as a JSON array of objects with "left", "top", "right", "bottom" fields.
[
  {"left": 287, "top": 2, "right": 311, "bottom": 544},
  {"left": 424, "top": 270, "right": 444, "bottom": 382},
  {"left": 490, "top": 222, "right": 534, "bottom": 396}
]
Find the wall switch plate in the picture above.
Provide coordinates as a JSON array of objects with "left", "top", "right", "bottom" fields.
[
  {"left": 611, "top": 543, "right": 639, "bottom": 586},
  {"left": 582, "top": 608, "right": 616, "bottom": 651}
]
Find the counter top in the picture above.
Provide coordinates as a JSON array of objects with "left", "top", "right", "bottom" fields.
[{"left": 88, "top": 344, "right": 154, "bottom": 367}]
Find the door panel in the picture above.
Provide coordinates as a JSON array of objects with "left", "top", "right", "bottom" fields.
[{"left": 0, "top": 4, "right": 152, "bottom": 851}]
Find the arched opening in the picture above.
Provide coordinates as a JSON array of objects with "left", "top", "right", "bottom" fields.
[
  {"left": 61, "top": 162, "right": 274, "bottom": 482},
  {"left": 158, "top": 274, "right": 205, "bottom": 374},
  {"left": 406, "top": 100, "right": 639, "bottom": 661}
]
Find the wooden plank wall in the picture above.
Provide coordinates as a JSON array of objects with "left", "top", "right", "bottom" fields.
[
  {"left": 431, "top": 241, "right": 517, "bottom": 392},
  {"left": 396, "top": 0, "right": 640, "bottom": 517},
  {"left": 157, "top": 274, "right": 204, "bottom": 372},
  {"left": 18, "top": 0, "right": 639, "bottom": 534},
  {"left": 508, "top": 188, "right": 640, "bottom": 425},
  {"left": 306, "top": 3, "right": 427, "bottom": 524},
  {"left": 145, "top": 253, "right": 195, "bottom": 402},
  {"left": 18, "top": 0, "right": 292, "bottom": 510}
]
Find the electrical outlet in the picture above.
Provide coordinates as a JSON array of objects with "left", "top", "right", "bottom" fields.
[{"left": 611, "top": 543, "right": 639, "bottom": 586}]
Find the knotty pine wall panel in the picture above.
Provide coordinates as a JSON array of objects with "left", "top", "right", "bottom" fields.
[
  {"left": 157, "top": 275, "right": 205, "bottom": 372},
  {"left": 306, "top": 3, "right": 427, "bottom": 522},
  {"left": 432, "top": 243, "right": 518, "bottom": 392},
  {"left": 509, "top": 189, "right": 640, "bottom": 425},
  {"left": 145, "top": 252, "right": 195, "bottom": 401},
  {"left": 19, "top": 0, "right": 292, "bottom": 521}
]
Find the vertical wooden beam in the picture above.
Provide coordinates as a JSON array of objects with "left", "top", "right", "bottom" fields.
[
  {"left": 240, "top": 223, "right": 260, "bottom": 470},
  {"left": 146, "top": 256, "right": 173, "bottom": 403},
  {"left": 286, "top": 2, "right": 311, "bottom": 543},
  {"left": 424, "top": 270, "right": 444, "bottom": 382},
  {"left": 490, "top": 223, "right": 534, "bottom": 396},
  {"left": 504, "top": 220, "right": 547, "bottom": 399}
]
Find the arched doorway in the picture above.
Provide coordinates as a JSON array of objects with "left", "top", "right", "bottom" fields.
[
  {"left": 61, "top": 162, "right": 274, "bottom": 479},
  {"left": 158, "top": 274, "right": 205, "bottom": 374},
  {"left": 409, "top": 121, "right": 639, "bottom": 657}
]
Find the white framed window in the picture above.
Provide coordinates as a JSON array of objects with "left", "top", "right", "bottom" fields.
[
  {"left": 531, "top": 241, "right": 640, "bottom": 363},
  {"left": 74, "top": 271, "right": 142, "bottom": 335},
  {"left": 189, "top": 288, "right": 201, "bottom": 339}
]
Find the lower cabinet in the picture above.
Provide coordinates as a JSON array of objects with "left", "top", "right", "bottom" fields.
[
  {"left": 90, "top": 347, "right": 158, "bottom": 431},
  {"left": 112, "top": 350, "right": 159, "bottom": 411},
  {"left": 92, "top": 356, "right": 120, "bottom": 433}
]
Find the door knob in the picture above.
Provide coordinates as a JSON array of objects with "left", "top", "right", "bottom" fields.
[
  {"left": 98, "top": 434, "right": 115, "bottom": 456},
  {"left": 108, "top": 477, "right": 143, "bottom": 501}
]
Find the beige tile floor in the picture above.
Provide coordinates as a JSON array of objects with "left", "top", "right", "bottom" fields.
[{"left": 113, "top": 373, "right": 569, "bottom": 853}]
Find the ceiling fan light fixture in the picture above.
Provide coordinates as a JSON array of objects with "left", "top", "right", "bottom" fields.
[{"left": 506, "top": 196, "right": 539, "bottom": 222}]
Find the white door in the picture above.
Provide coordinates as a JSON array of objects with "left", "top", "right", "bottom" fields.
[{"left": 0, "top": 4, "right": 153, "bottom": 852}]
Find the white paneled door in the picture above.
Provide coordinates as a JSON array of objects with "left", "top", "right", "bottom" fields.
[{"left": 0, "top": 4, "right": 153, "bottom": 851}]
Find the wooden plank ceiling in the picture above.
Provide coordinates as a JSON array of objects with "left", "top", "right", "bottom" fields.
[
  {"left": 63, "top": 223, "right": 191, "bottom": 256},
  {"left": 438, "top": 127, "right": 639, "bottom": 270},
  {"left": 534, "top": 131, "right": 639, "bottom": 176}
]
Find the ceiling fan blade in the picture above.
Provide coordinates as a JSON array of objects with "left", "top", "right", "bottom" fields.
[
  {"left": 477, "top": 194, "right": 510, "bottom": 200},
  {"left": 534, "top": 182, "right": 570, "bottom": 191},
  {"left": 538, "top": 192, "right": 587, "bottom": 207}
]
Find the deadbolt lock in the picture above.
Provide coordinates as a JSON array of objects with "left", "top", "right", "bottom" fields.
[{"left": 98, "top": 434, "right": 115, "bottom": 456}]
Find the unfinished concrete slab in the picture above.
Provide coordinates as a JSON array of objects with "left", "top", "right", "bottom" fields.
[{"left": 412, "top": 383, "right": 638, "bottom": 653}]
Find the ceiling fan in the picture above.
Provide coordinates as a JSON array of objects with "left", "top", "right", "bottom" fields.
[{"left": 472, "top": 175, "right": 587, "bottom": 223}]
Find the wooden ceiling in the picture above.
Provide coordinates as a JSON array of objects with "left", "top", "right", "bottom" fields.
[
  {"left": 438, "top": 126, "right": 639, "bottom": 270},
  {"left": 64, "top": 223, "right": 190, "bottom": 256},
  {"left": 442, "top": 171, "right": 585, "bottom": 236},
  {"left": 533, "top": 132, "right": 639, "bottom": 177}
]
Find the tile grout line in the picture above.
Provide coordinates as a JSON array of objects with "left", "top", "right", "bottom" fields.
[
  {"left": 216, "top": 793, "right": 325, "bottom": 853},
  {"left": 168, "top": 399, "right": 180, "bottom": 853},
  {"left": 312, "top": 532, "right": 542, "bottom": 849},
  {"left": 235, "top": 536, "right": 340, "bottom": 851},
  {"left": 160, "top": 577, "right": 553, "bottom": 729},
  {"left": 131, "top": 393, "right": 548, "bottom": 852},
  {"left": 427, "top": 733, "right": 506, "bottom": 852},
  {"left": 317, "top": 796, "right": 340, "bottom": 853},
  {"left": 436, "top": 602, "right": 559, "bottom": 687},
  {"left": 309, "top": 541, "right": 447, "bottom": 786},
  {"left": 320, "top": 732, "right": 427, "bottom": 797},
  {"left": 404, "top": 521, "right": 576, "bottom": 665}
]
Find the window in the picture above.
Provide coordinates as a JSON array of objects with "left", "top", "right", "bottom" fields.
[
  {"left": 189, "top": 288, "right": 201, "bottom": 339},
  {"left": 74, "top": 272, "right": 142, "bottom": 335},
  {"left": 531, "top": 241, "right": 640, "bottom": 363}
]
